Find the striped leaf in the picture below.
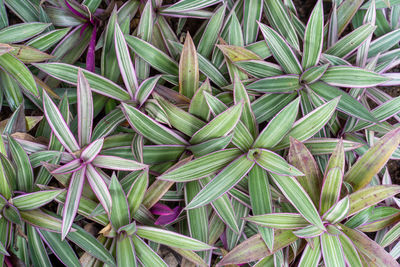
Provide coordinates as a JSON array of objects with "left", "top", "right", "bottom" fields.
[
  {"left": 135, "top": 0, "right": 153, "bottom": 80},
  {"left": 127, "top": 170, "right": 148, "bottom": 216},
  {"left": 321, "top": 66, "right": 389, "bottom": 88},
  {"left": 43, "top": 91, "right": 79, "bottom": 153},
  {"left": 234, "top": 60, "right": 283, "bottom": 78},
  {"left": 117, "top": 235, "right": 137, "bottom": 267},
  {"left": 179, "top": 33, "right": 198, "bottom": 99},
  {"left": 92, "top": 155, "right": 147, "bottom": 171},
  {"left": 125, "top": 35, "right": 179, "bottom": 76},
  {"left": 163, "top": 0, "right": 222, "bottom": 12},
  {"left": 217, "top": 45, "right": 261, "bottom": 62},
  {"left": 323, "top": 196, "right": 350, "bottom": 224},
  {"left": 234, "top": 74, "right": 257, "bottom": 137},
  {"left": 0, "top": 22, "right": 50, "bottom": 43},
  {"left": 122, "top": 103, "right": 189, "bottom": 145},
  {"left": 258, "top": 22, "right": 302, "bottom": 74},
  {"left": 80, "top": 139, "right": 103, "bottom": 163},
  {"left": 27, "top": 225, "right": 51, "bottom": 266},
  {"left": 247, "top": 74, "right": 301, "bottom": 93},
  {"left": 8, "top": 136, "right": 33, "bottom": 192},
  {"left": 12, "top": 190, "right": 64, "bottom": 211},
  {"left": 320, "top": 233, "right": 345, "bottom": 267},
  {"left": 248, "top": 148, "right": 303, "bottom": 176},
  {"left": 26, "top": 28, "right": 70, "bottom": 51},
  {"left": 189, "top": 79, "right": 211, "bottom": 121},
  {"left": 0, "top": 53, "right": 38, "bottom": 96},
  {"left": 115, "top": 22, "right": 138, "bottom": 98},
  {"left": 136, "top": 226, "right": 213, "bottom": 251},
  {"left": 77, "top": 69, "right": 93, "bottom": 147},
  {"left": 301, "top": 64, "right": 329, "bottom": 84},
  {"left": 319, "top": 168, "right": 343, "bottom": 214},
  {"left": 269, "top": 173, "right": 325, "bottom": 230},
  {"left": 345, "top": 128, "right": 400, "bottom": 190},
  {"left": 136, "top": 76, "right": 161, "bottom": 106},
  {"left": 158, "top": 149, "right": 241, "bottom": 182},
  {"left": 186, "top": 155, "right": 254, "bottom": 209},
  {"left": 131, "top": 235, "right": 167, "bottom": 267},
  {"left": 85, "top": 164, "right": 112, "bottom": 214},
  {"left": 298, "top": 238, "right": 321, "bottom": 267},
  {"left": 339, "top": 233, "right": 362, "bottom": 267},
  {"left": 109, "top": 174, "right": 130, "bottom": 230},
  {"left": 61, "top": 167, "right": 85, "bottom": 239},
  {"left": 275, "top": 97, "right": 340, "bottom": 150},
  {"left": 243, "top": 0, "right": 262, "bottom": 44},
  {"left": 21, "top": 210, "right": 63, "bottom": 232},
  {"left": 302, "top": 0, "right": 323, "bottom": 69},
  {"left": 245, "top": 213, "right": 309, "bottom": 229},
  {"left": 35, "top": 63, "right": 130, "bottom": 101},
  {"left": 101, "top": 8, "right": 119, "bottom": 82},
  {"left": 380, "top": 221, "right": 400, "bottom": 247},
  {"left": 293, "top": 225, "right": 324, "bottom": 238},
  {"left": 253, "top": 97, "right": 300, "bottom": 149}
]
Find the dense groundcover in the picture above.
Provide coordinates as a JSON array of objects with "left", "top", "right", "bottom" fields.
[{"left": 0, "top": 0, "right": 400, "bottom": 266}]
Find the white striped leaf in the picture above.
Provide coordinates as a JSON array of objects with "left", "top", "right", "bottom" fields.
[
  {"left": 319, "top": 168, "right": 343, "bottom": 214},
  {"left": 269, "top": 173, "right": 325, "bottom": 230},
  {"left": 12, "top": 190, "right": 64, "bottom": 211},
  {"left": 339, "top": 233, "right": 362, "bottom": 267},
  {"left": 77, "top": 69, "right": 93, "bottom": 147},
  {"left": 258, "top": 22, "right": 302, "bottom": 74},
  {"left": 301, "top": 64, "right": 329, "bottom": 84},
  {"left": 380, "top": 221, "right": 400, "bottom": 247},
  {"left": 122, "top": 103, "right": 189, "bottom": 145},
  {"left": 85, "top": 164, "right": 112, "bottom": 214},
  {"left": 298, "top": 238, "right": 321, "bottom": 267},
  {"left": 293, "top": 225, "right": 324, "bottom": 238},
  {"left": 27, "top": 225, "right": 51, "bottom": 266},
  {"left": 234, "top": 60, "right": 283, "bottom": 78},
  {"left": 323, "top": 196, "right": 350, "bottom": 224},
  {"left": 179, "top": 33, "right": 198, "bottom": 99},
  {"left": 136, "top": 75, "right": 160, "bottom": 106},
  {"left": 157, "top": 149, "right": 242, "bottom": 182},
  {"left": 131, "top": 235, "right": 167, "bottom": 267},
  {"left": 247, "top": 74, "right": 301, "bottom": 93},
  {"left": 8, "top": 136, "right": 34, "bottom": 192},
  {"left": 80, "top": 138, "right": 104, "bottom": 163},
  {"left": 136, "top": 226, "right": 213, "bottom": 251},
  {"left": 189, "top": 79, "right": 212, "bottom": 121},
  {"left": 320, "top": 233, "right": 345, "bottom": 267},
  {"left": 234, "top": 74, "right": 257, "bottom": 137},
  {"left": 117, "top": 235, "right": 137, "bottom": 267},
  {"left": 163, "top": 0, "right": 222, "bottom": 12},
  {"left": 302, "top": 0, "right": 323, "bottom": 69},
  {"left": 0, "top": 22, "right": 50, "bottom": 43},
  {"left": 186, "top": 155, "right": 254, "bottom": 209},
  {"left": 243, "top": 0, "right": 262, "bottom": 44},
  {"left": 135, "top": 0, "right": 153, "bottom": 80},
  {"left": 244, "top": 213, "right": 309, "bottom": 229},
  {"left": 109, "top": 174, "right": 130, "bottom": 230},
  {"left": 21, "top": 210, "right": 63, "bottom": 232},
  {"left": 92, "top": 155, "right": 147, "bottom": 171}
]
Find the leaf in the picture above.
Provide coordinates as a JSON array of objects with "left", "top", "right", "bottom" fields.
[
  {"left": 275, "top": 97, "right": 340, "bottom": 150},
  {"left": 9, "top": 45, "right": 54, "bottom": 63},
  {"left": 348, "top": 185, "right": 400, "bottom": 217},
  {"left": 243, "top": 0, "right": 262, "bottom": 44},
  {"left": 179, "top": 33, "right": 198, "bottom": 99},
  {"left": 341, "top": 225, "right": 399, "bottom": 267},
  {"left": 61, "top": 167, "right": 85, "bottom": 239},
  {"left": 345, "top": 128, "right": 400, "bottom": 190},
  {"left": 308, "top": 81, "right": 377, "bottom": 123},
  {"left": 288, "top": 138, "right": 322, "bottom": 207},
  {"left": 298, "top": 238, "right": 321, "bottom": 267},
  {"left": 217, "top": 45, "right": 261, "bottom": 62},
  {"left": 122, "top": 103, "right": 189, "bottom": 145},
  {"left": 293, "top": 225, "right": 324, "bottom": 238},
  {"left": 77, "top": 69, "right": 93, "bottom": 147},
  {"left": 34, "top": 63, "right": 130, "bottom": 101},
  {"left": 125, "top": 35, "right": 179, "bottom": 76},
  {"left": 163, "top": 0, "right": 222, "bottom": 12},
  {"left": 0, "top": 23, "right": 50, "bottom": 43},
  {"left": 135, "top": 0, "right": 153, "bottom": 80},
  {"left": 26, "top": 225, "right": 51, "bottom": 266},
  {"left": 109, "top": 174, "right": 130, "bottom": 230},
  {"left": 319, "top": 168, "right": 343, "bottom": 214},
  {"left": 26, "top": 28, "right": 70, "bottom": 51},
  {"left": 339, "top": 233, "right": 362, "bottom": 267},
  {"left": 21, "top": 210, "right": 63, "bottom": 232},
  {"left": 136, "top": 76, "right": 161, "bottom": 107},
  {"left": 234, "top": 60, "right": 283, "bottom": 78},
  {"left": 92, "top": 155, "right": 147, "bottom": 171},
  {"left": 136, "top": 226, "right": 213, "bottom": 251},
  {"left": 247, "top": 74, "right": 301, "bottom": 93},
  {"left": 186, "top": 155, "right": 254, "bottom": 209},
  {"left": 320, "top": 66, "right": 389, "bottom": 88},
  {"left": 301, "top": 64, "right": 329, "bottom": 84},
  {"left": 216, "top": 230, "right": 297, "bottom": 266},
  {"left": 0, "top": 53, "right": 38, "bottom": 96},
  {"left": 323, "top": 196, "right": 350, "bottom": 224},
  {"left": 190, "top": 102, "right": 243, "bottom": 144},
  {"left": 234, "top": 74, "right": 257, "bottom": 137},
  {"left": 8, "top": 136, "right": 33, "bottom": 192},
  {"left": 248, "top": 148, "right": 303, "bottom": 176},
  {"left": 244, "top": 213, "right": 309, "bottom": 229},
  {"left": 127, "top": 170, "right": 148, "bottom": 216},
  {"left": 258, "top": 22, "right": 302, "bottom": 74},
  {"left": 85, "top": 164, "right": 112, "bottom": 214},
  {"left": 115, "top": 22, "right": 138, "bottom": 98},
  {"left": 269, "top": 173, "right": 325, "bottom": 230},
  {"left": 12, "top": 190, "right": 64, "bottom": 211},
  {"left": 320, "top": 233, "right": 345, "bottom": 267},
  {"left": 189, "top": 79, "right": 211, "bottom": 121},
  {"left": 302, "top": 0, "right": 324, "bottom": 69},
  {"left": 380, "top": 221, "right": 400, "bottom": 247},
  {"left": 131, "top": 235, "right": 167, "bottom": 267},
  {"left": 253, "top": 97, "right": 300, "bottom": 149},
  {"left": 43, "top": 91, "right": 79, "bottom": 153}
]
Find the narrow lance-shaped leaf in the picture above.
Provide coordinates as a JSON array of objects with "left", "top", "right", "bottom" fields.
[
  {"left": 127, "top": 170, "right": 148, "bottom": 216},
  {"left": 320, "top": 233, "right": 345, "bottom": 267},
  {"left": 243, "top": 0, "right": 262, "bottom": 45},
  {"left": 131, "top": 235, "right": 167, "bottom": 267},
  {"left": 189, "top": 79, "right": 211, "bottom": 121},
  {"left": 186, "top": 155, "right": 254, "bottom": 209},
  {"left": 115, "top": 22, "right": 138, "bottom": 98},
  {"left": 269, "top": 173, "right": 325, "bottom": 230},
  {"left": 258, "top": 22, "right": 302, "bottom": 74},
  {"left": 92, "top": 155, "right": 147, "bottom": 171},
  {"left": 12, "top": 190, "right": 64, "bottom": 211},
  {"left": 298, "top": 238, "right": 321, "bottom": 267},
  {"left": 85, "top": 164, "right": 112, "bottom": 214},
  {"left": 0, "top": 22, "right": 50, "bottom": 43},
  {"left": 345, "top": 128, "right": 400, "bottom": 190},
  {"left": 244, "top": 213, "right": 310, "bottom": 229},
  {"left": 179, "top": 33, "right": 198, "bottom": 99},
  {"left": 163, "top": 0, "right": 222, "bottom": 12},
  {"left": 135, "top": 0, "right": 153, "bottom": 80},
  {"left": 323, "top": 196, "right": 350, "bottom": 224},
  {"left": 8, "top": 136, "right": 34, "bottom": 192},
  {"left": 117, "top": 234, "right": 137, "bottom": 267},
  {"left": 77, "top": 69, "right": 93, "bottom": 147},
  {"left": 234, "top": 74, "right": 257, "bottom": 137},
  {"left": 338, "top": 233, "right": 362, "bottom": 267},
  {"left": 319, "top": 167, "right": 343, "bottom": 214},
  {"left": 27, "top": 225, "right": 51, "bottom": 267},
  {"left": 302, "top": 0, "right": 324, "bottom": 69},
  {"left": 109, "top": 174, "right": 130, "bottom": 230}
]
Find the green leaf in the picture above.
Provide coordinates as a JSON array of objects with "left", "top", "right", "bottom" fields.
[
  {"left": 275, "top": 97, "right": 340, "bottom": 150},
  {"left": 186, "top": 155, "right": 254, "bottom": 209},
  {"left": 243, "top": 0, "right": 262, "bottom": 44},
  {"left": 217, "top": 45, "right": 261, "bottom": 62},
  {"left": 27, "top": 225, "right": 51, "bottom": 267},
  {"left": 21, "top": 210, "right": 62, "bottom": 232},
  {"left": 234, "top": 60, "right": 283, "bottom": 78},
  {"left": 109, "top": 174, "right": 130, "bottom": 230},
  {"left": 253, "top": 97, "right": 300, "bottom": 149},
  {"left": 77, "top": 69, "right": 93, "bottom": 147},
  {"left": 136, "top": 226, "right": 213, "bottom": 251},
  {"left": 301, "top": 64, "right": 329, "bottom": 84},
  {"left": 320, "top": 66, "right": 389, "bottom": 88},
  {"left": 248, "top": 148, "right": 303, "bottom": 176},
  {"left": 179, "top": 33, "right": 198, "bottom": 99},
  {"left": 26, "top": 28, "right": 70, "bottom": 51},
  {"left": 163, "top": 0, "right": 222, "bottom": 12},
  {"left": 9, "top": 45, "right": 54, "bottom": 63},
  {"left": 92, "top": 155, "right": 147, "bottom": 171},
  {"left": 308, "top": 81, "right": 377, "bottom": 123},
  {"left": 101, "top": 8, "right": 119, "bottom": 82},
  {"left": 0, "top": 23, "right": 50, "bottom": 43},
  {"left": 122, "top": 103, "right": 189, "bottom": 145},
  {"left": 131, "top": 235, "right": 167, "bottom": 267},
  {"left": 380, "top": 221, "right": 400, "bottom": 247},
  {"left": 258, "top": 22, "right": 302, "bottom": 74},
  {"left": 3, "top": 203, "right": 21, "bottom": 225},
  {"left": 302, "top": 0, "right": 323, "bottom": 69},
  {"left": 345, "top": 128, "right": 400, "bottom": 190},
  {"left": 12, "top": 190, "right": 64, "bottom": 211},
  {"left": 34, "top": 63, "right": 130, "bottom": 101},
  {"left": 189, "top": 79, "right": 211, "bottom": 121},
  {"left": 8, "top": 136, "right": 33, "bottom": 192},
  {"left": 269, "top": 173, "right": 325, "bottom": 230},
  {"left": 135, "top": 0, "right": 153, "bottom": 80},
  {"left": 339, "top": 233, "right": 362, "bottom": 267},
  {"left": 320, "top": 233, "right": 345, "bottom": 267},
  {"left": 234, "top": 74, "right": 257, "bottom": 137},
  {"left": 85, "top": 164, "right": 112, "bottom": 214},
  {"left": 293, "top": 225, "right": 324, "bottom": 238},
  {"left": 127, "top": 170, "right": 148, "bottom": 216},
  {"left": 247, "top": 74, "right": 301, "bottom": 93},
  {"left": 0, "top": 53, "right": 38, "bottom": 96},
  {"left": 43, "top": 91, "right": 79, "bottom": 153},
  {"left": 245, "top": 213, "right": 309, "bottom": 229},
  {"left": 319, "top": 168, "right": 343, "bottom": 214},
  {"left": 190, "top": 102, "right": 243, "bottom": 144},
  {"left": 125, "top": 35, "right": 179, "bottom": 76},
  {"left": 298, "top": 238, "right": 321, "bottom": 267},
  {"left": 323, "top": 196, "right": 350, "bottom": 224}
]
